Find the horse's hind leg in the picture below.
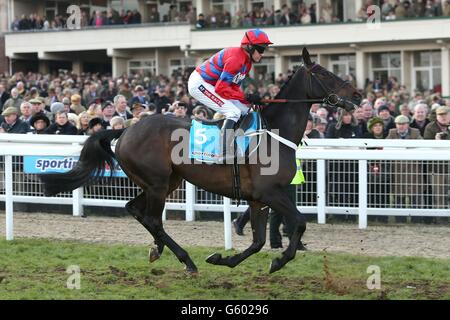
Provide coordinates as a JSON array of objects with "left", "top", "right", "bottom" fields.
[
  {"left": 206, "top": 201, "right": 269, "bottom": 268},
  {"left": 126, "top": 192, "right": 165, "bottom": 262}
]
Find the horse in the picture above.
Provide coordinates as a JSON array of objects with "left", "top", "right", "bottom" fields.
[{"left": 41, "top": 48, "right": 361, "bottom": 274}]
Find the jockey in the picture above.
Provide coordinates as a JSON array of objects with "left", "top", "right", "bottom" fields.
[{"left": 188, "top": 28, "right": 273, "bottom": 162}]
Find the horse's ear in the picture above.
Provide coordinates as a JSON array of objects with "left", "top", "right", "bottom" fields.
[{"left": 302, "top": 47, "right": 313, "bottom": 66}]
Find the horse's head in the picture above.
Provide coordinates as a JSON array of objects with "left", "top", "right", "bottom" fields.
[{"left": 301, "top": 47, "right": 362, "bottom": 112}]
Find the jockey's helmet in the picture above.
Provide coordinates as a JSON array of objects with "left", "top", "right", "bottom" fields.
[{"left": 241, "top": 29, "right": 273, "bottom": 47}]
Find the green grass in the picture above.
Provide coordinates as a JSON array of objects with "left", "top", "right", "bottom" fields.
[{"left": 0, "top": 238, "right": 449, "bottom": 300}]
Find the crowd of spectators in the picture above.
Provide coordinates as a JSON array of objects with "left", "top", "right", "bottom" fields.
[
  {"left": 0, "top": 67, "right": 449, "bottom": 140},
  {"left": 9, "top": 1, "right": 450, "bottom": 32}
]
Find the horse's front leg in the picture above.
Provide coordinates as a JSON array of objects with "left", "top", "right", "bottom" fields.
[{"left": 206, "top": 201, "right": 268, "bottom": 268}]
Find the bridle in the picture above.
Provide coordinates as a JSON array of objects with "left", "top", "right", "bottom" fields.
[{"left": 262, "top": 64, "right": 359, "bottom": 112}]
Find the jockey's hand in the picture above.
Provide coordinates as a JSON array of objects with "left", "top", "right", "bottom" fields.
[{"left": 245, "top": 93, "right": 262, "bottom": 105}]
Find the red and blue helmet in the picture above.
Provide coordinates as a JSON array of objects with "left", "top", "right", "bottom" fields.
[{"left": 241, "top": 29, "right": 273, "bottom": 46}]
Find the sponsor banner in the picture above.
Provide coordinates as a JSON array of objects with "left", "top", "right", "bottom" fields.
[{"left": 23, "top": 156, "right": 127, "bottom": 177}]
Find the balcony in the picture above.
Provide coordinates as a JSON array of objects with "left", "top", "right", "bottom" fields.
[{"left": 5, "top": 22, "right": 191, "bottom": 57}]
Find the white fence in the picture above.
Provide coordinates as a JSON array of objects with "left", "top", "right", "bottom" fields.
[{"left": 1, "top": 134, "right": 450, "bottom": 248}]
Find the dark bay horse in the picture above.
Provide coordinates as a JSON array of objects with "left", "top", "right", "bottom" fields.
[{"left": 41, "top": 48, "right": 361, "bottom": 274}]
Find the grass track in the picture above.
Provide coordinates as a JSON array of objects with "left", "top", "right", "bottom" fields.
[{"left": 0, "top": 238, "right": 449, "bottom": 300}]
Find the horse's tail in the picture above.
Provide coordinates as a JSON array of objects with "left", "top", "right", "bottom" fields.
[{"left": 40, "top": 129, "right": 126, "bottom": 196}]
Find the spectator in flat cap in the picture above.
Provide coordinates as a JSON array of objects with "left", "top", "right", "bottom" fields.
[
  {"left": 30, "top": 113, "right": 50, "bottom": 134},
  {"left": 424, "top": 106, "right": 450, "bottom": 140},
  {"left": 44, "top": 111, "right": 78, "bottom": 135},
  {"left": 386, "top": 115, "right": 422, "bottom": 140},
  {"left": 0, "top": 106, "right": 31, "bottom": 134}
]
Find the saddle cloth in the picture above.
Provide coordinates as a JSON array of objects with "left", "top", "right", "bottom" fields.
[{"left": 189, "top": 112, "right": 261, "bottom": 163}]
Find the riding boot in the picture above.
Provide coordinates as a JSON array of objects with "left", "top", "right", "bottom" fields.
[{"left": 216, "top": 119, "right": 236, "bottom": 163}]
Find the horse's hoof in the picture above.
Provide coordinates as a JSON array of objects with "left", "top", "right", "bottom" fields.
[
  {"left": 149, "top": 247, "right": 160, "bottom": 263},
  {"left": 205, "top": 253, "right": 222, "bottom": 265},
  {"left": 185, "top": 266, "right": 199, "bottom": 276},
  {"left": 269, "top": 258, "right": 282, "bottom": 274},
  {"left": 297, "top": 242, "right": 308, "bottom": 251}
]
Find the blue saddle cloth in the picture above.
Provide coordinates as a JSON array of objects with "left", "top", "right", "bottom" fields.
[{"left": 189, "top": 112, "right": 261, "bottom": 162}]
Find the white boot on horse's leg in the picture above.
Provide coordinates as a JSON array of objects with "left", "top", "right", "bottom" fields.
[{"left": 215, "top": 119, "right": 236, "bottom": 164}]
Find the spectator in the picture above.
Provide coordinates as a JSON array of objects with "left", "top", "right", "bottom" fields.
[
  {"left": 387, "top": 115, "right": 424, "bottom": 220},
  {"left": 0, "top": 84, "right": 10, "bottom": 110},
  {"left": 364, "top": 116, "right": 386, "bottom": 139},
  {"left": 305, "top": 114, "right": 321, "bottom": 138},
  {"left": 29, "top": 113, "right": 50, "bottom": 134},
  {"left": 125, "top": 102, "right": 147, "bottom": 127},
  {"left": 424, "top": 106, "right": 450, "bottom": 140},
  {"left": 0, "top": 107, "right": 31, "bottom": 133},
  {"left": 45, "top": 111, "right": 78, "bottom": 135},
  {"left": 129, "top": 85, "right": 149, "bottom": 107},
  {"left": 280, "top": 4, "right": 297, "bottom": 25},
  {"left": 87, "top": 117, "right": 104, "bottom": 135},
  {"left": 410, "top": 103, "right": 430, "bottom": 137},
  {"left": 77, "top": 111, "right": 91, "bottom": 135},
  {"left": 114, "top": 94, "right": 133, "bottom": 120},
  {"left": 196, "top": 13, "right": 206, "bottom": 29},
  {"left": 110, "top": 116, "right": 126, "bottom": 130},
  {"left": 101, "top": 100, "right": 116, "bottom": 128},
  {"left": 3, "top": 88, "right": 23, "bottom": 111},
  {"left": 19, "top": 101, "right": 33, "bottom": 124},
  {"left": 70, "top": 94, "right": 86, "bottom": 115},
  {"left": 172, "top": 101, "right": 190, "bottom": 123},
  {"left": 377, "top": 104, "right": 396, "bottom": 136},
  {"left": 326, "top": 109, "right": 360, "bottom": 138}
]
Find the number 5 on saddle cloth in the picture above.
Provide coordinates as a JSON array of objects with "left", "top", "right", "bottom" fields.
[{"left": 189, "top": 112, "right": 262, "bottom": 163}]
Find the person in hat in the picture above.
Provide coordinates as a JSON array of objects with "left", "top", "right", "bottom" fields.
[
  {"left": 30, "top": 113, "right": 50, "bottom": 134},
  {"left": 364, "top": 116, "right": 385, "bottom": 139},
  {"left": 125, "top": 102, "right": 147, "bottom": 127},
  {"left": 387, "top": 114, "right": 424, "bottom": 222},
  {"left": 0, "top": 106, "right": 31, "bottom": 134},
  {"left": 70, "top": 94, "right": 86, "bottom": 115},
  {"left": 377, "top": 104, "right": 396, "bottom": 136},
  {"left": 101, "top": 100, "right": 115, "bottom": 129},
  {"left": 129, "top": 85, "right": 149, "bottom": 107},
  {"left": 386, "top": 115, "right": 422, "bottom": 140},
  {"left": 188, "top": 28, "right": 273, "bottom": 162},
  {"left": 87, "top": 117, "right": 104, "bottom": 135},
  {"left": 424, "top": 106, "right": 450, "bottom": 140}
]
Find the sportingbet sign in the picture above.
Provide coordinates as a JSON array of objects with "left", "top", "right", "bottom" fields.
[{"left": 23, "top": 156, "right": 126, "bottom": 177}]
